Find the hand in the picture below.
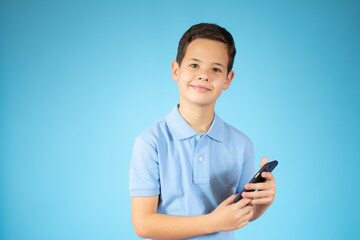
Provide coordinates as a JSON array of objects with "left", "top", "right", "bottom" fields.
[
  {"left": 208, "top": 194, "right": 253, "bottom": 233},
  {"left": 242, "top": 157, "right": 276, "bottom": 206}
]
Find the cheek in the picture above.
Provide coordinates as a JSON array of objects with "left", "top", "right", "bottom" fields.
[
  {"left": 214, "top": 81, "right": 226, "bottom": 91},
  {"left": 178, "top": 79, "right": 190, "bottom": 92},
  {"left": 182, "top": 71, "right": 194, "bottom": 80}
]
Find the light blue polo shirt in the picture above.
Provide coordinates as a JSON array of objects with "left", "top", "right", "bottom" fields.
[{"left": 129, "top": 105, "right": 255, "bottom": 240}]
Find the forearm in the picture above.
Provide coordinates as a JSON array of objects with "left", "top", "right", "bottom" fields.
[
  {"left": 250, "top": 203, "right": 270, "bottom": 221},
  {"left": 135, "top": 213, "right": 214, "bottom": 239}
]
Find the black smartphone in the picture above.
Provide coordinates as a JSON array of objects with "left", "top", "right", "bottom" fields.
[{"left": 233, "top": 160, "right": 278, "bottom": 203}]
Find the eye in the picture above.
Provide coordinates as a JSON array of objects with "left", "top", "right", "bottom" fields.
[
  {"left": 189, "top": 63, "right": 199, "bottom": 68},
  {"left": 213, "top": 67, "right": 221, "bottom": 73}
]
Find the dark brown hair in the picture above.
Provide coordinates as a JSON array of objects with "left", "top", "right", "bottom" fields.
[{"left": 176, "top": 23, "right": 236, "bottom": 74}]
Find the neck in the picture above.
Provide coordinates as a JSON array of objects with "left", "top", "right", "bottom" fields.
[{"left": 178, "top": 101, "right": 215, "bottom": 133}]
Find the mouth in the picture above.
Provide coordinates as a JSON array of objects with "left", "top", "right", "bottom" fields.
[{"left": 190, "top": 85, "right": 211, "bottom": 92}]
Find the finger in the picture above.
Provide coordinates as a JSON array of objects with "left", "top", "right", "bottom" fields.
[
  {"left": 235, "top": 197, "right": 252, "bottom": 208},
  {"left": 259, "top": 156, "right": 268, "bottom": 169},
  {"left": 251, "top": 197, "right": 273, "bottom": 205},
  {"left": 237, "top": 205, "right": 253, "bottom": 217},
  {"left": 243, "top": 207, "right": 254, "bottom": 221},
  {"left": 242, "top": 189, "right": 273, "bottom": 199},
  {"left": 245, "top": 182, "right": 274, "bottom": 191},
  {"left": 222, "top": 194, "right": 238, "bottom": 206},
  {"left": 238, "top": 207, "right": 253, "bottom": 225},
  {"left": 242, "top": 205, "right": 253, "bottom": 214},
  {"left": 236, "top": 220, "right": 249, "bottom": 230},
  {"left": 261, "top": 172, "right": 275, "bottom": 181}
]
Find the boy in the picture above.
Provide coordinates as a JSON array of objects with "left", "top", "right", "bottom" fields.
[{"left": 129, "top": 23, "right": 276, "bottom": 240}]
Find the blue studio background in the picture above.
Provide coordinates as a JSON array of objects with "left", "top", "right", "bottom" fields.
[{"left": 1, "top": 0, "right": 359, "bottom": 239}]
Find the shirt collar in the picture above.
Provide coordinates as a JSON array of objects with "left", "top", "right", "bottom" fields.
[{"left": 165, "top": 105, "right": 225, "bottom": 142}]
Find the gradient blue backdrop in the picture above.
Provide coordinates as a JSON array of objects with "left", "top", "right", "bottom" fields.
[{"left": 1, "top": 0, "right": 359, "bottom": 239}]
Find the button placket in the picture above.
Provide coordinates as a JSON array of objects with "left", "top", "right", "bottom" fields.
[{"left": 193, "top": 135, "right": 209, "bottom": 184}]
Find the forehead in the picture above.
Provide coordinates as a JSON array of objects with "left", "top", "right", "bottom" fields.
[{"left": 184, "top": 38, "right": 228, "bottom": 64}]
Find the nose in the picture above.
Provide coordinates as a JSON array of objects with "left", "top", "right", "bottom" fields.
[{"left": 197, "top": 73, "right": 209, "bottom": 82}]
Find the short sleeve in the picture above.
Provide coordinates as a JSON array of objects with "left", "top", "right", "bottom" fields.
[
  {"left": 129, "top": 137, "right": 160, "bottom": 197},
  {"left": 236, "top": 143, "right": 255, "bottom": 193}
]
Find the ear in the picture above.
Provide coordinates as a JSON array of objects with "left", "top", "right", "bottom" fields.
[
  {"left": 223, "top": 70, "right": 235, "bottom": 90},
  {"left": 171, "top": 60, "right": 180, "bottom": 82}
]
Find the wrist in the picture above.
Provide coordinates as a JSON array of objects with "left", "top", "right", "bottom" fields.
[
  {"left": 251, "top": 203, "right": 270, "bottom": 221},
  {"left": 205, "top": 212, "right": 217, "bottom": 234}
]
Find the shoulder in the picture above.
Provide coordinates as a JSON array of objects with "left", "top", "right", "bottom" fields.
[
  {"left": 221, "top": 120, "right": 255, "bottom": 162},
  {"left": 223, "top": 120, "right": 253, "bottom": 148},
  {"left": 135, "top": 117, "right": 170, "bottom": 149}
]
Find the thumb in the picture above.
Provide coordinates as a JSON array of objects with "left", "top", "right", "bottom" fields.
[
  {"left": 220, "top": 194, "right": 238, "bottom": 206},
  {"left": 259, "top": 156, "right": 268, "bottom": 169}
]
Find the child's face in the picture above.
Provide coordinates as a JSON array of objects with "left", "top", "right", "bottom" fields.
[{"left": 171, "top": 38, "right": 234, "bottom": 108}]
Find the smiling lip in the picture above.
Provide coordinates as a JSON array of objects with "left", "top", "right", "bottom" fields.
[{"left": 190, "top": 85, "right": 210, "bottom": 92}]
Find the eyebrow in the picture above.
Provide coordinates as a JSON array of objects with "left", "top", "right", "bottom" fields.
[{"left": 189, "top": 58, "right": 226, "bottom": 69}]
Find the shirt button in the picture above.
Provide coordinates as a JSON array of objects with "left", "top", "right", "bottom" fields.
[
  {"left": 199, "top": 156, "right": 204, "bottom": 161},
  {"left": 196, "top": 136, "right": 201, "bottom": 140}
]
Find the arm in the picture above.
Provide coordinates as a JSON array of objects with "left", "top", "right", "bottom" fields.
[{"left": 131, "top": 194, "right": 253, "bottom": 239}]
